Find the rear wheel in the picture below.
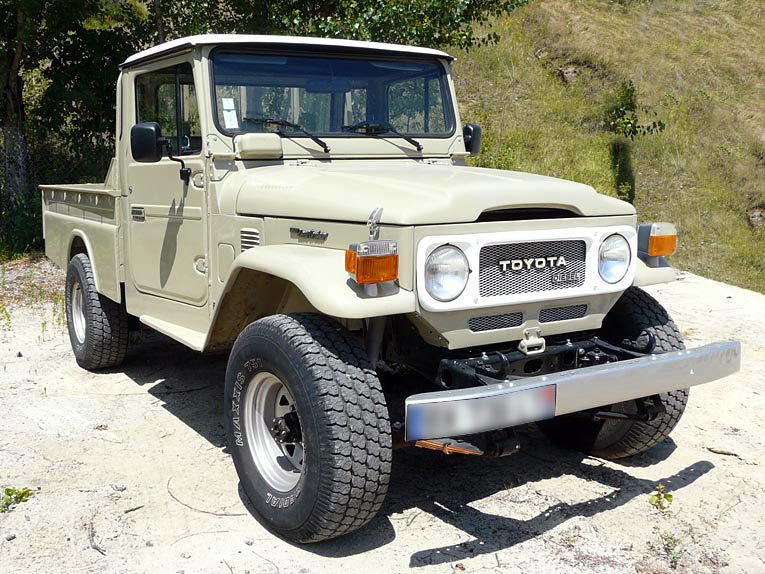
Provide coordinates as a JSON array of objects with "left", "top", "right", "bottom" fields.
[
  {"left": 65, "top": 253, "right": 129, "bottom": 370},
  {"left": 225, "top": 313, "right": 392, "bottom": 543},
  {"left": 538, "top": 287, "right": 689, "bottom": 459}
]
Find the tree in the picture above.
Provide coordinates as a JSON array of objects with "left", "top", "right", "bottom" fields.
[{"left": 0, "top": 0, "right": 121, "bottom": 239}]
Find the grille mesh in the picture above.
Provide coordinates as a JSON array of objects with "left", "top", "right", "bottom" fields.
[
  {"left": 468, "top": 312, "right": 524, "bottom": 332},
  {"left": 479, "top": 240, "right": 586, "bottom": 297},
  {"left": 240, "top": 228, "right": 261, "bottom": 251},
  {"left": 539, "top": 304, "right": 588, "bottom": 323}
]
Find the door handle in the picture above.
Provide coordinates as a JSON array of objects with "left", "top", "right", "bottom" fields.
[{"left": 131, "top": 206, "right": 145, "bottom": 222}]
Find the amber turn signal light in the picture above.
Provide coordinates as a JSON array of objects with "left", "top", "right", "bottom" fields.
[
  {"left": 647, "top": 234, "right": 678, "bottom": 257},
  {"left": 638, "top": 222, "right": 678, "bottom": 258},
  {"left": 345, "top": 240, "right": 399, "bottom": 284}
]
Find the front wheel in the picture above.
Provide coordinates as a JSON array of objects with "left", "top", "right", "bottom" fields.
[
  {"left": 225, "top": 313, "right": 392, "bottom": 543},
  {"left": 538, "top": 287, "right": 689, "bottom": 459}
]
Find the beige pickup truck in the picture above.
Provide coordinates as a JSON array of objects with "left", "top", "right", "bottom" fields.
[{"left": 41, "top": 34, "right": 740, "bottom": 543}]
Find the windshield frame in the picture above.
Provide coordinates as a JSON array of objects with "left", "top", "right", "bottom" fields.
[{"left": 208, "top": 46, "right": 457, "bottom": 141}]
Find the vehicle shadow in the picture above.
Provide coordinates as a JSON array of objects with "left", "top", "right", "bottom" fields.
[
  {"left": 113, "top": 330, "right": 229, "bottom": 449},
  {"left": 113, "top": 333, "right": 714, "bottom": 564},
  {"left": 303, "top": 434, "right": 713, "bottom": 563}
]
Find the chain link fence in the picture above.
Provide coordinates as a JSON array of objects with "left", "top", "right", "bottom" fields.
[{"left": 0, "top": 128, "right": 113, "bottom": 254}]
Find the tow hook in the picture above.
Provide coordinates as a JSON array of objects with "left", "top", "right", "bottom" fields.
[
  {"left": 270, "top": 409, "right": 302, "bottom": 444},
  {"left": 519, "top": 328, "right": 546, "bottom": 355}
]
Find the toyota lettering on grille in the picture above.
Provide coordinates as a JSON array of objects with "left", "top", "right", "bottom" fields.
[
  {"left": 498, "top": 256, "right": 567, "bottom": 272},
  {"left": 498, "top": 255, "right": 582, "bottom": 285}
]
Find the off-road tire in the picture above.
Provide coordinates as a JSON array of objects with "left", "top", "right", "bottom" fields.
[
  {"left": 65, "top": 253, "right": 129, "bottom": 370},
  {"left": 225, "top": 313, "right": 392, "bottom": 543},
  {"left": 538, "top": 287, "right": 688, "bottom": 459}
]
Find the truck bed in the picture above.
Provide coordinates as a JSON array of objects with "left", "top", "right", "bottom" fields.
[{"left": 40, "top": 162, "right": 123, "bottom": 303}]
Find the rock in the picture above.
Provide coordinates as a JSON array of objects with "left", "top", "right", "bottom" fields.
[
  {"left": 244, "top": 537, "right": 254, "bottom": 546},
  {"left": 747, "top": 206, "right": 765, "bottom": 228},
  {"left": 6, "top": 533, "right": 16, "bottom": 541},
  {"left": 558, "top": 65, "right": 580, "bottom": 84},
  {"left": 181, "top": 552, "right": 191, "bottom": 559},
  {"left": 16, "top": 352, "right": 22, "bottom": 358}
]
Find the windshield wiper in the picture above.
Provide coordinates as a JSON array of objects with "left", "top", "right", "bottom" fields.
[
  {"left": 342, "top": 121, "right": 423, "bottom": 152},
  {"left": 242, "top": 117, "right": 331, "bottom": 153}
]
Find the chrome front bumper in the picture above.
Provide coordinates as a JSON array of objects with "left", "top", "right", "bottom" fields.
[{"left": 405, "top": 341, "right": 741, "bottom": 441}]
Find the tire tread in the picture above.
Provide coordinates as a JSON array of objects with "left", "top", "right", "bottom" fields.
[
  {"left": 594, "top": 287, "right": 688, "bottom": 459},
  {"left": 240, "top": 313, "right": 391, "bottom": 542}
]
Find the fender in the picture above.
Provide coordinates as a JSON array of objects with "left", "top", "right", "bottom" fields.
[
  {"left": 205, "top": 244, "right": 416, "bottom": 350},
  {"left": 632, "top": 257, "right": 678, "bottom": 287}
]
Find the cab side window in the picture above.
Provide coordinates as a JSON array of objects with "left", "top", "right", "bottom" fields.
[{"left": 136, "top": 63, "right": 202, "bottom": 156}]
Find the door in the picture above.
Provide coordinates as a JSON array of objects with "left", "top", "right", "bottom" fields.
[{"left": 126, "top": 62, "right": 208, "bottom": 306}]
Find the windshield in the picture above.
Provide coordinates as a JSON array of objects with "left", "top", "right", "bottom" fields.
[{"left": 211, "top": 51, "right": 455, "bottom": 138}]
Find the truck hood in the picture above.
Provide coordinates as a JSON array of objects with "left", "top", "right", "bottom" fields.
[{"left": 234, "top": 162, "right": 634, "bottom": 225}]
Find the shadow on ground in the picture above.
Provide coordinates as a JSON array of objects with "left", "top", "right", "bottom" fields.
[{"left": 113, "top": 332, "right": 714, "bottom": 566}]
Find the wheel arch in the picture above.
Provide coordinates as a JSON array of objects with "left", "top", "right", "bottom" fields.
[
  {"left": 68, "top": 231, "right": 109, "bottom": 299},
  {"left": 204, "top": 245, "right": 416, "bottom": 351},
  {"left": 62, "top": 228, "right": 122, "bottom": 304}
]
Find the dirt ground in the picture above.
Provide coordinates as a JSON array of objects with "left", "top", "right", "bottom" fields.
[{"left": 1, "top": 259, "right": 763, "bottom": 574}]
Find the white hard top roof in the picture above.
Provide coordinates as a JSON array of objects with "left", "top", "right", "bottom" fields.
[{"left": 121, "top": 34, "right": 455, "bottom": 67}]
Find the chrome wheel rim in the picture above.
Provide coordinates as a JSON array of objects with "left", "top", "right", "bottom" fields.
[
  {"left": 71, "top": 282, "right": 86, "bottom": 344},
  {"left": 243, "top": 371, "right": 304, "bottom": 492}
]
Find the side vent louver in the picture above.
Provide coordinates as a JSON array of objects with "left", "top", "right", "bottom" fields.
[{"left": 240, "top": 228, "right": 261, "bottom": 252}]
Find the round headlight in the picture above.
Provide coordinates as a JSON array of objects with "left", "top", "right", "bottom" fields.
[
  {"left": 598, "top": 233, "right": 631, "bottom": 283},
  {"left": 424, "top": 245, "right": 469, "bottom": 302}
]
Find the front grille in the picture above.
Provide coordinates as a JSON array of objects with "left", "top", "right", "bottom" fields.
[
  {"left": 479, "top": 240, "right": 586, "bottom": 297},
  {"left": 240, "top": 228, "right": 261, "bottom": 251},
  {"left": 539, "top": 304, "right": 588, "bottom": 323},
  {"left": 468, "top": 312, "right": 524, "bottom": 332}
]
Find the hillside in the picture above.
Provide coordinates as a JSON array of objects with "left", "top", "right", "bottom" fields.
[{"left": 455, "top": 0, "right": 765, "bottom": 292}]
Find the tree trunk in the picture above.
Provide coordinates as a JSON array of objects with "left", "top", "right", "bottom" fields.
[
  {"left": 0, "top": 8, "right": 30, "bottom": 237},
  {"left": 153, "top": 0, "right": 165, "bottom": 43}
]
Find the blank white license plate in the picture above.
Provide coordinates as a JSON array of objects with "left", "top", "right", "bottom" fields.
[{"left": 406, "top": 384, "right": 557, "bottom": 441}]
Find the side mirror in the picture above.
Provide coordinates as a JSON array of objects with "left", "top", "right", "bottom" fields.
[
  {"left": 130, "top": 122, "right": 192, "bottom": 185},
  {"left": 463, "top": 123, "right": 482, "bottom": 157},
  {"left": 130, "top": 122, "right": 164, "bottom": 163}
]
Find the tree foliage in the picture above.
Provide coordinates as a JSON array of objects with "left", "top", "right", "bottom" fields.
[{"left": 606, "top": 80, "right": 665, "bottom": 140}]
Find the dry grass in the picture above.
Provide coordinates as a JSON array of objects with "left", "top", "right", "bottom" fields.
[
  {"left": 0, "top": 253, "right": 64, "bottom": 307},
  {"left": 454, "top": 0, "right": 765, "bottom": 292}
]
